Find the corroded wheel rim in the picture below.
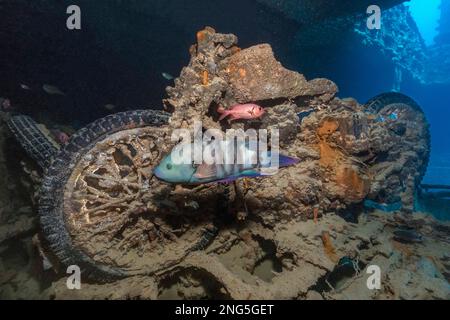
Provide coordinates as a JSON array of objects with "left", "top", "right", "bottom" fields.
[
  {"left": 365, "top": 92, "right": 430, "bottom": 184},
  {"left": 64, "top": 126, "right": 210, "bottom": 273},
  {"left": 39, "top": 110, "right": 217, "bottom": 280}
]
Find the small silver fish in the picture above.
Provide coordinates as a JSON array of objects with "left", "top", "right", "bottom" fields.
[
  {"left": 161, "top": 72, "right": 174, "bottom": 81},
  {"left": 104, "top": 104, "right": 116, "bottom": 111},
  {"left": 43, "top": 84, "right": 65, "bottom": 96},
  {"left": 20, "top": 84, "right": 31, "bottom": 90},
  {"left": 0, "top": 97, "right": 12, "bottom": 110}
]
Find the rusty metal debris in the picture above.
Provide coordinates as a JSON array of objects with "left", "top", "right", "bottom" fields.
[{"left": 2, "top": 29, "right": 446, "bottom": 300}]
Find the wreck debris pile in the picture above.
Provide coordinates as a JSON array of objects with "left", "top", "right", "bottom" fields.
[
  {"left": 37, "top": 110, "right": 221, "bottom": 280},
  {"left": 0, "top": 113, "right": 39, "bottom": 242},
  {"left": 0, "top": 28, "right": 446, "bottom": 300},
  {"left": 6, "top": 210, "right": 449, "bottom": 300},
  {"left": 165, "top": 27, "right": 429, "bottom": 221}
]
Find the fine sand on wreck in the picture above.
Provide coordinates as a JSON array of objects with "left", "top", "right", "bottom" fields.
[{"left": 0, "top": 208, "right": 449, "bottom": 299}]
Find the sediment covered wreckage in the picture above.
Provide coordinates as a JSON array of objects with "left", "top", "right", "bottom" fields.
[
  {"left": 3, "top": 29, "right": 448, "bottom": 300},
  {"left": 164, "top": 27, "right": 429, "bottom": 217}
]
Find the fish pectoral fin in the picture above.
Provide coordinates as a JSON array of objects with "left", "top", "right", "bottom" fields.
[
  {"left": 219, "top": 112, "right": 229, "bottom": 121},
  {"left": 214, "top": 177, "right": 239, "bottom": 184},
  {"left": 193, "top": 163, "right": 218, "bottom": 179},
  {"left": 214, "top": 170, "right": 261, "bottom": 184},
  {"left": 240, "top": 169, "right": 260, "bottom": 177}
]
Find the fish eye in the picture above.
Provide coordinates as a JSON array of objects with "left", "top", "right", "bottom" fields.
[
  {"left": 166, "top": 163, "right": 172, "bottom": 170},
  {"left": 191, "top": 160, "right": 199, "bottom": 169}
]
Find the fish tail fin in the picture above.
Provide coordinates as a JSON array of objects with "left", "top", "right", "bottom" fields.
[
  {"left": 219, "top": 113, "right": 229, "bottom": 121},
  {"left": 218, "top": 107, "right": 230, "bottom": 121},
  {"left": 279, "top": 154, "right": 299, "bottom": 167},
  {"left": 276, "top": 154, "right": 300, "bottom": 168},
  {"left": 217, "top": 105, "right": 225, "bottom": 114},
  {"left": 259, "top": 152, "right": 299, "bottom": 171},
  {"left": 215, "top": 169, "right": 261, "bottom": 184},
  {"left": 214, "top": 177, "right": 238, "bottom": 184}
]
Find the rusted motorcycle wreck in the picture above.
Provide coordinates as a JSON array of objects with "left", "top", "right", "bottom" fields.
[{"left": 8, "top": 28, "right": 430, "bottom": 283}]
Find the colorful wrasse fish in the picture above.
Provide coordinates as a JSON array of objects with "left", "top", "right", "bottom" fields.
[
  {"left": 154, "top": 140, "right": 298, "bottom": 184},
  {"left": 218, "top": 103, "right": 265, "bottom": 121}
]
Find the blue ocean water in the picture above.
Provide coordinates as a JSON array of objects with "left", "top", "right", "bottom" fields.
[
  {"left": 293, "top": 1, "right": 450, "bottom": 219},
  {"left": 407, "top": 0, "right": 441, "bottom": 46},
  {"left": 329, "top": 3, "right": 450, "bottom": 189},
  {"left": 397, "top": 2, "right": 450, "bottom": 187},
  {"left": 392, "top": 2, "right": 450, "bottom": 219}
]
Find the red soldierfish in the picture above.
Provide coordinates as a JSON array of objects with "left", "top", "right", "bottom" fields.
[
  {"left": 51, "top": 130, "right": 70, "bottom": 145},
  {"left": 1, "top": 98, "right": 12, "bottom": 110},
  {"left": 218, "top": 103, "right": 265, "bottom": 121}
]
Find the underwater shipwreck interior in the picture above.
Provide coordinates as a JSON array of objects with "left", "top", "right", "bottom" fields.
[{"left": 0, "top": 0, "right": 449, "bottom": 301}]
